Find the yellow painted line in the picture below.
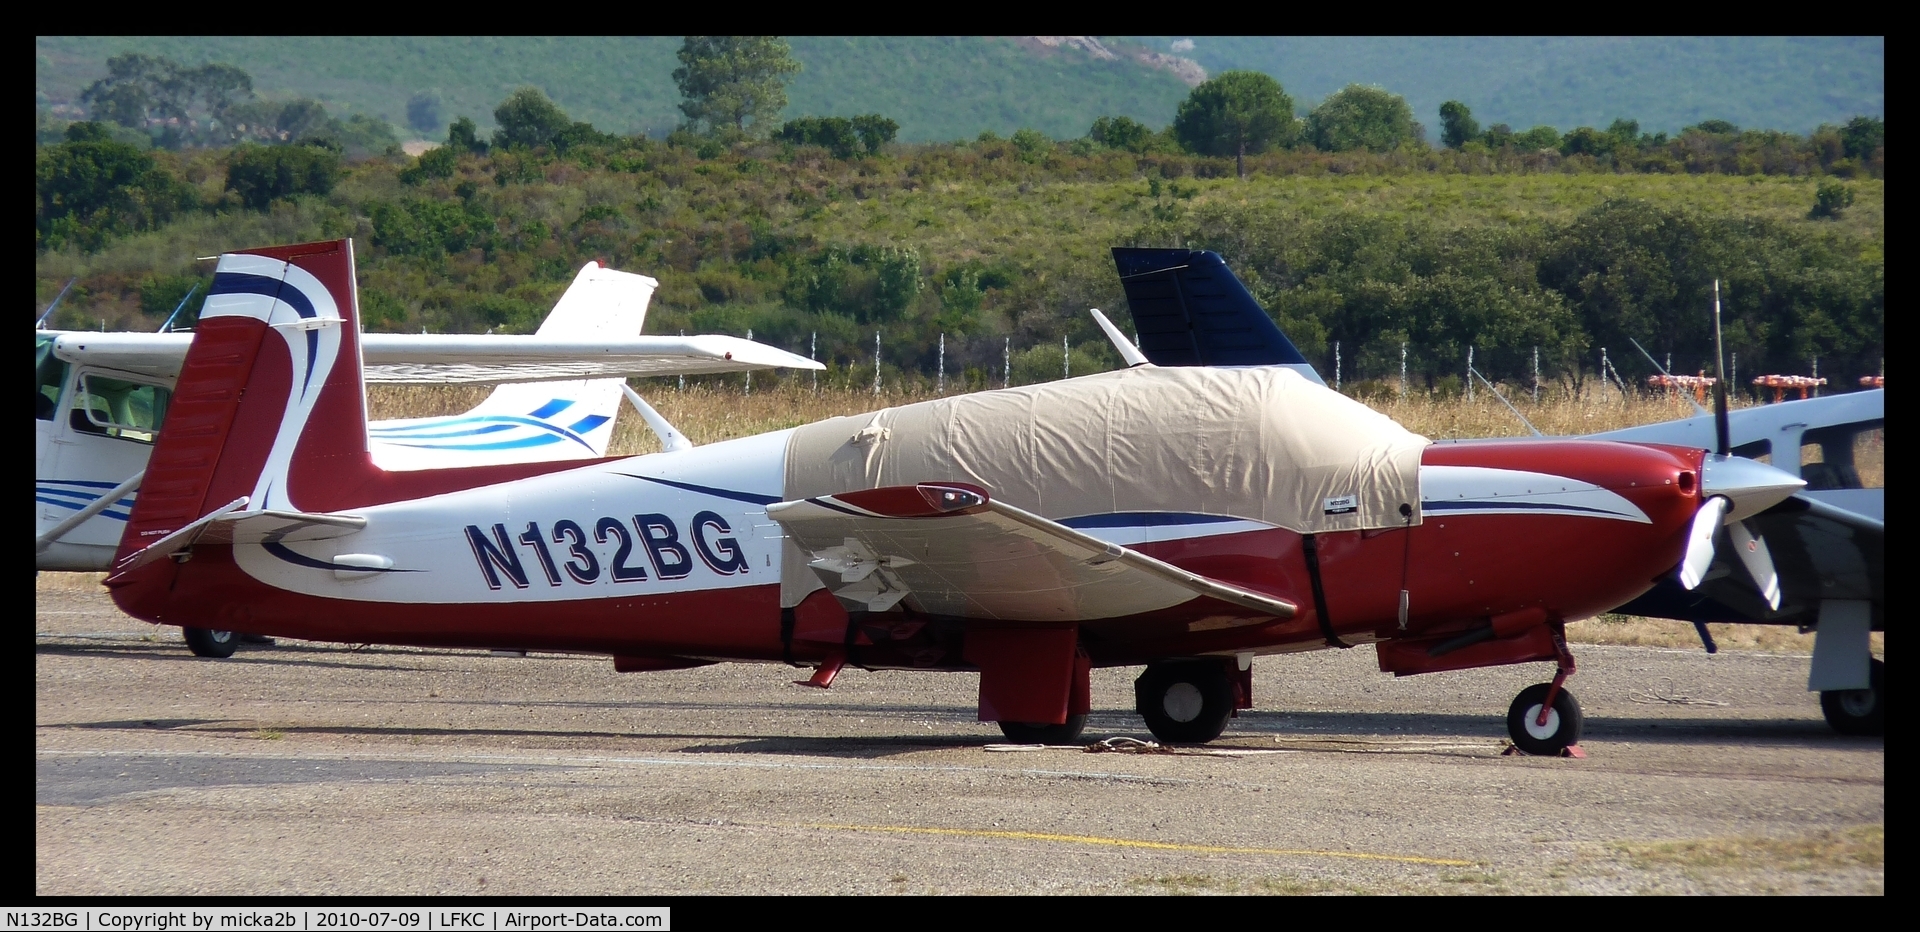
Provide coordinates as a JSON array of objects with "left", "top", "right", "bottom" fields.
[{"left": 799, "top": 822, "right": 1474, "bottom": 867}]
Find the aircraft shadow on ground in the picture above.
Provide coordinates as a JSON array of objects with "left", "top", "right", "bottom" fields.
[
  {"left": 33, "top": 641, "right": 444, "bottom": 675},
  {"left": 1229, "top": 709, "right": 1858, "bottom": 745}
]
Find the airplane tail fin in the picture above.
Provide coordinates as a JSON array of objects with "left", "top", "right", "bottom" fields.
[
  {"left": 112, "top": 239, "right": 372, "bottom": 569},
  {"left": 1110, "top": 248, "right": 1324, "bottom": 384},
  {"left": 367, "top": 262, "right": 658, "bottom": 470}
]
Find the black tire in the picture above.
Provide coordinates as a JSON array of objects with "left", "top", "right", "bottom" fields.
[
  {"left": 1507, "top": 683, "right": 1583, "bottom": 755},
  {"left": 1820, "top": 657, "right": 1884, "bottom": 736},
  {"left": 183, "top": 627, "right": 238, "bottom": 659},
  {"left": 996, "top": 715, "right": 1088, "bottom": 745},
  {"left": 1135, "top": 660, "right": 1235, "bottom": 744}
]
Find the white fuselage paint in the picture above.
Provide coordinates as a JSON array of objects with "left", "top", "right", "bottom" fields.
[{"left": 236, "top": 429, "right": 794, "bottom": 603}]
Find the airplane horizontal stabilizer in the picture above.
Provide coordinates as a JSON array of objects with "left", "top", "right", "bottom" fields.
[
  {"left": 111, "top": 498, "right": 367, "bottom": 576},
  {"left": 768, "top": 483, "right": 1296, "bottom": 623}
]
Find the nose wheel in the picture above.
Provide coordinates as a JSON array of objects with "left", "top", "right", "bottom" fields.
[{"left": 1507, "top": 681, "right": 1584, "bottom": 755}]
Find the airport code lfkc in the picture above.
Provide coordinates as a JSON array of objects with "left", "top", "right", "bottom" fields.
[{"left": 0, "top": 910, "right": 669, "bottom": 931}]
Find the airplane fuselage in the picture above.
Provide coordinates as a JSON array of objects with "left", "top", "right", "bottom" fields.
[{"left": 110, "top": 429, "right": 1704, "bottom": 673}]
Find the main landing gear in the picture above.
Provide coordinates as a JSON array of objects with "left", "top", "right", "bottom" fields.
[
  {"left": 1820, "top": 657, "right": 1884, "bottom": 736},
  {"left": 1505, "top": 625, "right": 1584, "bottom": 756},
  {"left": 1135, "top": 660, "right": 1236, "bottom": 744},
  {"left": 182, "top": 627, "right": 238, "bottom": 659},
  {"left": 997, "top": 717, "right": 1088, "bottom": 744}
]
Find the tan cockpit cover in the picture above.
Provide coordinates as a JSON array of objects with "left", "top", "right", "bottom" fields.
[{"left": 784, "top": 365, "right": 1426, "bottom": 534}]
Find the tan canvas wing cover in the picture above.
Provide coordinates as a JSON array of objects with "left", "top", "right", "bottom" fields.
[{"left": 781, "top": 366, "right": 1427, "bottom": 606}]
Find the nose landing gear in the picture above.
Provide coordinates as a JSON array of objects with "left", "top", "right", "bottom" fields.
[{"left": 1505, "top": 624, "right": 1585, "bottom": 756}]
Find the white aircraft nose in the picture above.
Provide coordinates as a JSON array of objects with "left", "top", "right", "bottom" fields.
[{"left": 1699, "top": 454, "right": 1806, "bottom": 522}]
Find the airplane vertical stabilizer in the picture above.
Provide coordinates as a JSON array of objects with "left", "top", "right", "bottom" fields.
[
  {"left": 113, "top": 239, "right": 369, "bottom": 574},
  {"left": 1111, "top": 248, "right": 1324, "bottom": 383}
]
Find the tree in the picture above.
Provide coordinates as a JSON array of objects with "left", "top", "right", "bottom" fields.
[
  {"left": 851, "top": 114, "right": 898, "bottom": 155},
  {"left": 225, "top": 143, "right": 341, "bottom": 210},
  {"left": 775, "top": 116, "right": 860, "bottom": 158},
  {"left": 1171, "top": 71, "right": 1297, "bottom": 179},
  {"left": 1810, "top": 180, "right": 1855, "bottom": 219},
  {"left": 1438, "top": 101, "right": 1479, "bottom": 149},
  {"left": 672, "top": 36, "right": 802, "bottom": 137},
  {"left": 492, "top": 88, "right": 573, "bottom": 150},
  {"left": 80, "top": 54, "right": 255, "bottom": 148},
  {"left": 447, "top": 117, "right": 487, "bottom": 155},
  {"left": 37, "top": 122, "right": 194, "bottom": 251},
  {"left": 1090, "top": 115, "right": 1155, "bottom": 153},
  {"left": 1841, "top": 116, "right": 1884, "bottom": 160},
  {"left": 1306, "top": 85, "right": 1419, "bottom": 152}
]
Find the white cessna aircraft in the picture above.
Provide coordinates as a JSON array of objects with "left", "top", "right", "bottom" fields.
[{"left": 37, "top": 260, "right": 821, "bottom": 653}]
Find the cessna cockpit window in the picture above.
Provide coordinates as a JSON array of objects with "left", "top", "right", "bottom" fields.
[{"left": 75, "top": 374, "right": 171, "bottom": 444}]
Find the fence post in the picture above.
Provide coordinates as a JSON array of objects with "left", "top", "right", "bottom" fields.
[
  {"left": 1003, "top": 337, "right": 1011, "bottom": 389},
  {"left": 1532, "top": 345, "right": 1540, "bottom": 403},
  {"left": 1334, "top": 340, "right": 1341, "bottom": 392},
  {"left": 744, "top": 328, "right": 752, "bottom": 396},
  {"left": 810, "top": 331, "right": 817, "bottom": 395},
  {"left": 938, "top": 333, "right": 946, "bottom": 395},
  {"left": 678, "top": 330, "right": 685, "bottom": 393},
  {"left": 1063, "top": 335, "right": 1070, "bottom": 380},
  {"left": 1466, "top": 345, "right": 1474, "bottom": 401},
  {"left": 1400, "top": 341, "right": 1408, "bottom": 397},
  {"left": 874, "top": 331, "right": 881, "bottom": 396}
]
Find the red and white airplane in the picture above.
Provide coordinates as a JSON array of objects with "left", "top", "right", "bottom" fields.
[{"left": 104, "top": 239, "right": 1806, "bottom": 754}]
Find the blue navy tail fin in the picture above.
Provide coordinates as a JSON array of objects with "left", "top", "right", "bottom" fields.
[{"left": 1111, "top": 248, "right": 1322, "bottom": 382}]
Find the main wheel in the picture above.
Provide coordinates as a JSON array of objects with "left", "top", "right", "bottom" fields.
[
  {"left": 1820, "top": 657, "right": 1884, "bottom": 736},
  {"left": 997, "top": 715, "right": 1087, "bottom": 745},
  {"left": 1135, "top": 660, "right": 1234, "bottom": 744},
  {"left": 183, "top": 627, "right": 238, "bottom": 659},
  {"left": 1507, "top": 683, "right": 1583, "bottom": 755}
]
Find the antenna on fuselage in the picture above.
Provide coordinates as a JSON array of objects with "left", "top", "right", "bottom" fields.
[{"left": 1089, "top": 308, "right": 1150, "bottom": 368}]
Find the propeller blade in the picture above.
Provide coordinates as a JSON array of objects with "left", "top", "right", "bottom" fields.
[
  {"left": 1727, "top": 520, "right": 1782, "bottom": 611},
  {"left": 1679, "top": 496, "right": 1731, "bottom": 590}
]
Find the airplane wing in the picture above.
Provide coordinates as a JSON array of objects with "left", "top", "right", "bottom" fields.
[
  {"left": 767, "top": 483, "right": 1297, "bottom": 623},
  {"left": 358, "top": 333, "right": 821, "bottom": 383},
  {"left": 45, "top": 333, "right": 823, "bottom": 385}
]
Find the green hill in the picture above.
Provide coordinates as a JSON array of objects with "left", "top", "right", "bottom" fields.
[
  {"left": 1127, "top": 36, "right": 1884, "bottom": 134},
  {"left": 40, "top": 36, "right": 1882, "bottom": 144},
  {"left": 35, "top": 36, "right": 1190, "bottom": 142}
]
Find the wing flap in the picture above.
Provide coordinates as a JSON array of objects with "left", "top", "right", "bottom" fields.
[{"left": 768, "top": 484, "right": 1296, "bottom": 623}]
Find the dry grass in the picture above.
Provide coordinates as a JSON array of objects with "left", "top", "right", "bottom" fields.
[
  {"left": 1608, "top": 824, "right": 1883, "bottom": 872},
  {"left": 1569, "top": 615, "right": 1885, "bottom": 655},
  {"left": 371, "top": 376, "right": 1786, "bottom": 456}
]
